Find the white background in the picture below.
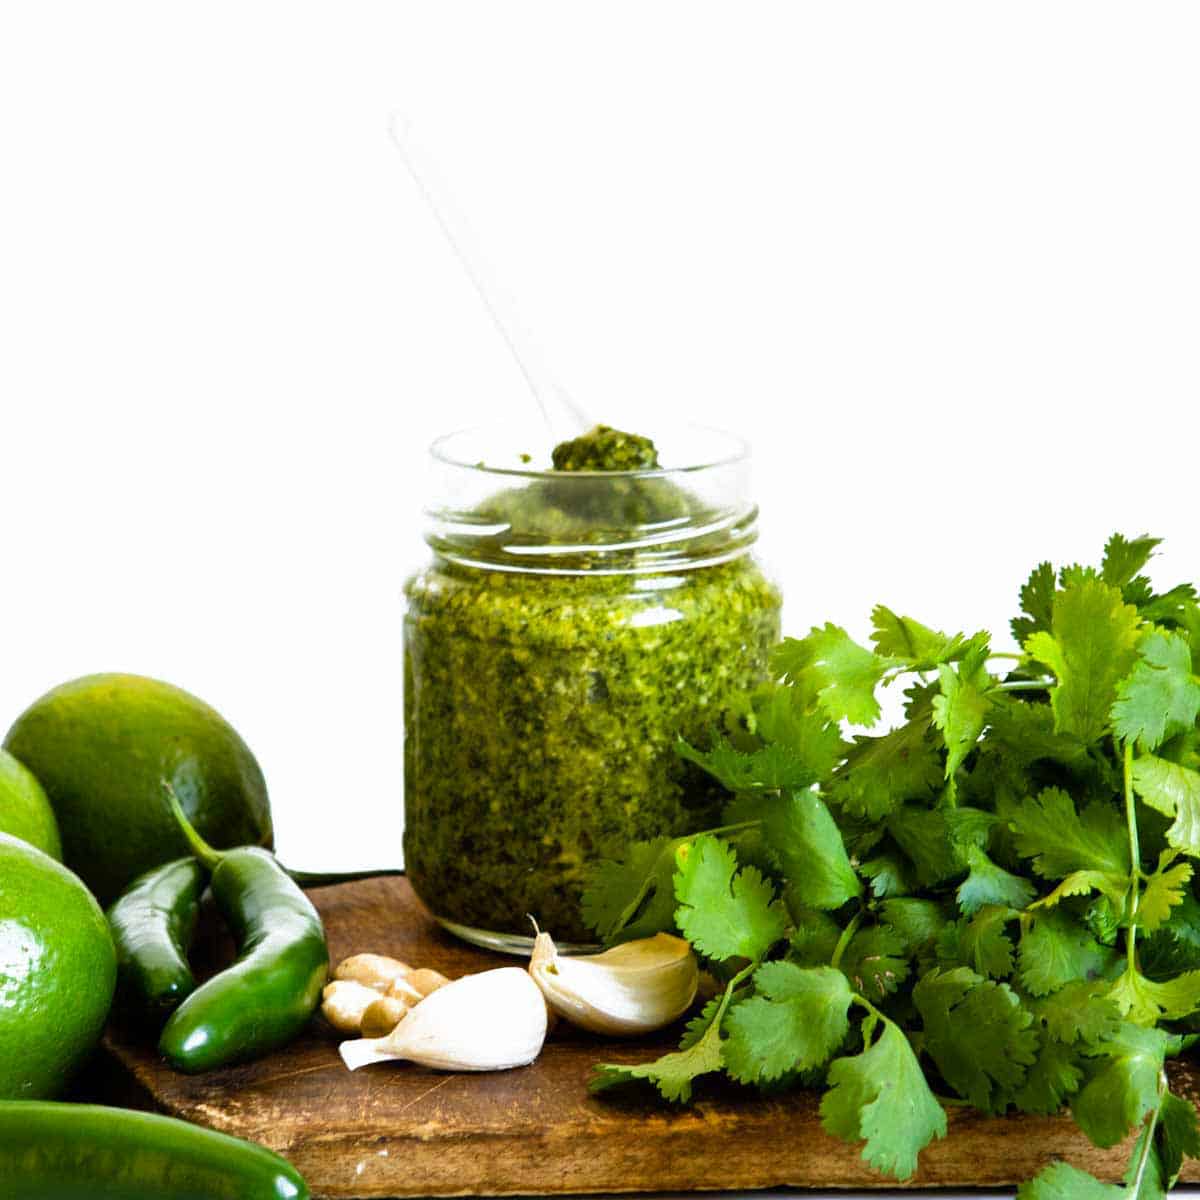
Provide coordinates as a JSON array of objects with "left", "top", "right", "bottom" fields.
[{"left": 2, "top": 2, "right": 1198, "bottom": 873}]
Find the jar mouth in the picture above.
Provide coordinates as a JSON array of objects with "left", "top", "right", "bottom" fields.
[
  {"left": 423, "top": 422, "right": 759, "bottom": 576},
  {"left": 428, "top": 422, "right": 750, "bottom": 480}
]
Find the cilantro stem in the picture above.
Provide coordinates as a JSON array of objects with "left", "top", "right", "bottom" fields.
[
  {"left": 830, "top": 911, "right": 864, "bottom": 970},
  {"left": 1126, "top": 1070, "right": 1167, "bottom": 1200},
  {"left": 987, "top": 651, "right": 1026, "bottom": 662},
  {"left": 1123, "top": 739, "right": 1141, "bottom": 971},
  {"left": 994, "top": 679, "right": 1052, "bottom": 693}
]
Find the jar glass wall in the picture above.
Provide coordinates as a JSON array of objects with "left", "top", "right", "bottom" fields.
[{"left": 403, "top": 425, "right": 781, "bottom": 952}]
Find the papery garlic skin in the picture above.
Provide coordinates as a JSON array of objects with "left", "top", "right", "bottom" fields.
[
  {"left": 529, "top": 931, "right": 699, "bottom": 1036},
  {"left": 339, "top": 967, "right": 547, "bottom": 1073}
]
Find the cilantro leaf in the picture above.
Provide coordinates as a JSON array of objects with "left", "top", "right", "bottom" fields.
[
  {"left": 678, "top": 994, "right": 724, "bottom": 1050},
  {"left": 838, "top": 925, "right": 910, "bottom": 1001},
  {"left": 676, "top": 739, "right": 825, "bottom": 793},
  {"left": 1138, "top": 854, "right": 1193, "bottom": 935},
  {"left": 1030, "top": 980, "right": 1122, "bottom": 1046},
  {"left": 1018, "top": 1161, "right": 1123, "bottom": 1200},
  {"left": 589, "top": 1034, "right": 722, "bottom": 1104},
  {"left": 870, "top": 607, "right": 985, "bottom": 670},
  {"left": 772, "top": 626, "right": 896, "bottom": 726},
  {"left": 764, "top": 789, "right": 861, "bottom": 911},
  {"left": 1107, "top": 965, "right": 1200, "bottom": 1025},
  {"left": 673, "top": 835, "right": 788, "bottom": 963},
  {"left": 787, "top": 907, "right": 842, "bottom": 966},
  {"left": 1025, "top": 1143, "right": 1166, "bottom": 1200},
  {"left": 1013, "top": 1032, "right": 1084, "bottom": 1115},
  {"left": 984, "top": 695, "right": 1093, "bottom": 771},
  {"left": 591, "top": 973, "right": 737, "bottom": 1103},
  {"left": 831, "top": 716, "right": 943, "bottom": 820},
  {"left": 936, "top": 906, "right": 1016, "bottom": 979},
  {"left": 932, "top": 642, "right": 994, "bottom": 780},
  {"left": 1029, "top": 869, "right": 1131, "bottom": 914},
  {"left": 1139, "top": 893, "right": 1200, "bottom": 980},
  {"left": 878, "top": 898, "right": 949, "bottom": 955},
  {"left": 751, "top": 684, "right": 847, "bottom": 778},
  {"left": 859, "top": 847, "right": 917, "bottom": 899},
  {"left": 912, "top": 966, "right": 1038, "bottom": 1112},
  {"left": 1009, "top": 787, "right": 1130, "bottom": 879},
  {"left": 1158, "top": 1090, "right": 1200, "bottom": 1185},
  {"left": 888, "top": 805, "right": 963, "bottom": 887},
  {"left": 820, "top": 1013, "right": 947, "bottom": 1181},
  {"left": 1132, "top": 755, "right": 1200, "bottom": 858},
  {"left": 1024, "top": 578, "right": 1142, "bottom": 744},
  {"left": 1012, "top": 560, "right": 1058, "bottom": 647},
  {"left": 1142, "top": 585, "right": 1200, "bottom": 635},
  {"left": 1102, "top": 533, "right": 1162, "bottom": 591},
  {"left": 581, "top": 837, "right": 676, "bottom": 943},
  {"left": 957, "top": 845, "right": 1037, "bottom": 915},
  {"left": 1072, "top": 1023, "right": 1168, "bottom": 1147},
  {"left": 1112, "top": 631, "right": 1200, "bottom": 754},
  {"left": 1018, "top": 909, "right": 1113, "bottom": 997},
  {"left": 723, "top": 963, "right": 854, "bottom": 1085}
]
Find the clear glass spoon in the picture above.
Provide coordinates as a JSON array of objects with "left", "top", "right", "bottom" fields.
[{"left": 389, "top": 116, "right": 592, "bottom": 447}]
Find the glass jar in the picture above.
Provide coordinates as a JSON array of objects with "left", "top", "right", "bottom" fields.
[{"left": 403, "top": 424, "right": 781, "bottom": 952}]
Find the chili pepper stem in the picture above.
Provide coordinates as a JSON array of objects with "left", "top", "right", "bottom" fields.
[{"left": 162, "top": 780, "right": 224, "bottom": 872}]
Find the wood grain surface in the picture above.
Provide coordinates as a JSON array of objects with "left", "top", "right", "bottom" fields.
[{"left": 97, "top": 876, "right": 1200, "bottom": 1199}]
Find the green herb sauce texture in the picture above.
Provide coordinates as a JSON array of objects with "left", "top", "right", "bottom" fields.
[{"left": 403, "top": 425, "right": 780, "bottom": 942}]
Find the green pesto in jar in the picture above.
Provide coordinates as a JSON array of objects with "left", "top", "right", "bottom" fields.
[{"left": 403, "top": 425, "right": 781, "bottom": 943}]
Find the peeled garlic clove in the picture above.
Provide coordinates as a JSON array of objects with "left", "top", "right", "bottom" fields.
[
  {"left": 529, "top": 930, "right": 699, "bottom": 1036},
  {"left": 408, "top": 967, "right": 450, "bottom": 997},
  {"left": 339, "top": 967, "right": 547, "bottom": 1073},
  {"left": 361, "top": 994, "right": 410, "bottom": 1038},
  {"left": 386, "top": 975, "right": 424, "bottom": 1005},
  {"left": 334, "top": 953, "right": 413, "bottom": 993},
  {"left": 322, "top": 980, "right": 381, "bottom": 1033}
]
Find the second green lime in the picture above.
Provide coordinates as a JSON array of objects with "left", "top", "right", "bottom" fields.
[
  {"left": 4, "top": 674, "right": 273, "bottom": 906},
  {"left": 0, "top": 748, "right": 61, "bottom": 860}
]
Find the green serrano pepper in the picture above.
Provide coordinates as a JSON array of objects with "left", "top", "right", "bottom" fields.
[
  {"left": 106, "top": 857, "right": 208, "bottom": 1018},
  {"left": 0, "top": 1101, "right": 308, "bottom": 1199},
  {"left": 159, "top": 788, "right": 329, "bottom": 1074}
]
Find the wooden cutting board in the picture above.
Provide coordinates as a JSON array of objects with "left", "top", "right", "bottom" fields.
[{"left": 96, "top": 876, "right": 1200, "bottom": 1199}]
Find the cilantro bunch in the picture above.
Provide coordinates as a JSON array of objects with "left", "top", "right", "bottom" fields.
[{"left": 582, "top": 534, "right": 1200, "bottom": 1198}]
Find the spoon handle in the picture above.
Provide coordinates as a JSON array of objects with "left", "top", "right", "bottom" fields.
[{"left": 389, "top": 116, "right": 590, "bottom": 443}]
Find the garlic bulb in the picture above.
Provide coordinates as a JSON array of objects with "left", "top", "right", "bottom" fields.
[
  {"left": 529, "top": 931, "right": 699, "bottom": 1036},
  {"left": 339, "top": 967, "right": 547, "bottom": 1073}
]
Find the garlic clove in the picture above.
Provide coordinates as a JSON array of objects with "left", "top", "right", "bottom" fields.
[
  {"left": 529, "top": 931, "right": 699, "bottom": 1036},
  {"left": 386, "top": 975, "right": 425, "bottom": 1005},
  {"left": 334, "top": 953, "right": 413, "bottom": 993},
  {"left": 339, "top": 1038, "right": 399, "bottom": 1072},
  {"left": 339, "top": 967, "right": 547, "bottom": 1073},
  {"left": 322, "top": 979, "right": 382, "bottom": 1033},
  {"left": 407, "top": 967, "right": 450, "bottom": 997},
  {"left": 361, "top": 994, "right": 410, "bottom": 1038}
]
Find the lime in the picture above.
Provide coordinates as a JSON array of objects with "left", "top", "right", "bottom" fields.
[
  {"left": 0, "top": 832, "right": 117, "bottom": 1098},
  {"left": 0, "top": 748, "right": 61, "bottom": 860},
  {"left": 4, "top": 674, "right": 273, "bottom": 906}
]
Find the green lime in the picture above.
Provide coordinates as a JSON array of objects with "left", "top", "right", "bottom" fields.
[
  {"left": 0, "top": 832, "right": 117, "bottom": 1098},
  {"left": 4, "top": 674, "right": 273, "bottom": 906},
  {"left": 0, "top": 748, "right": 61, "bottom": 860}
]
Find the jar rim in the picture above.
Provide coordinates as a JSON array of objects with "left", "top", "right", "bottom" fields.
[{"left": 428, "top": 422, "right": 750, "bottom": 480}]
